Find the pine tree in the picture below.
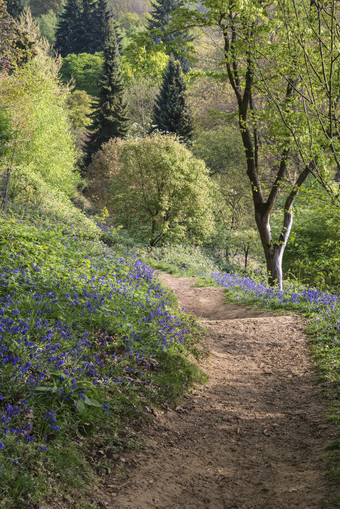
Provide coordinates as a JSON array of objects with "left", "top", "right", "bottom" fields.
[
  {"left": 5, "top": 0, "right": 23, "bottom": 19},
  {"left": 84, "top": 21, "right": 129, "bottom": 167},
  {"left": 147, "top": 0, "right": 191, "bottom": 72},
  {"left": 151, "top": 56, "right": 193, "bottom": 143},
  {"left": 54, "top": 0, "right": 81, "bottom": 57},
  {"left": 77, "top": 0, "right": 111, "bottom": 54},
  {"left": 93, "top": 0, "right": 111, "bottom": 50},
  {"left": 55, "top": 0, "right": 112, "bottom": 56}
]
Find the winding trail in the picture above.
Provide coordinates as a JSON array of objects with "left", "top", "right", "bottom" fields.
[{"left": 102, "top": 274, "right": 338, "bottom": 508}]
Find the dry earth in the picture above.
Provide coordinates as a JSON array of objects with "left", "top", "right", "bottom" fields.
[{"left": 96, "top": 273, "right": 339, "bottom": 509}]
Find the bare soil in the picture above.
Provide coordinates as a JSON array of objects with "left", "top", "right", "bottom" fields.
[{"left": 97, "top": 274, "right": 339, "bottom": 509}]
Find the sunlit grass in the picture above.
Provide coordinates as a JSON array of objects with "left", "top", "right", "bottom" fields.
[{"left": 0, "top": 207, "right": 206, "bottom": 507}]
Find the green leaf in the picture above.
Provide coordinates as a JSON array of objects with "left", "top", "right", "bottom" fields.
[
  {"left": 84, "top": 396, "right": 101, "bottom": 407},
  {"left": 76, "top": 399, "right": 86, "bottom": 414}
]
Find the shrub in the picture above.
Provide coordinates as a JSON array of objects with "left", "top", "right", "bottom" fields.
[{"left": 88, "top": 134, "right": 217, "bottom": 246}]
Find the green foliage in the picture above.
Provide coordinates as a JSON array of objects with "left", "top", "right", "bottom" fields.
[
  {"left": 151, "top": 56, "right": 193, "bottom": 143},
  {"left": 142, "top": 243, "right": 222, "bottom": 276},
  {"left": 89, "top": 134, "right": 217, "bottom": 246},
  {"left": 5, "top": 0, "right": 23, "bottom": 18},
  {"left": 54, "top": 0, "right": 82, "bottom": 57},
  {"left": 60, "top": 52, "right": 104, "bottom": 96},
  {"left": 66, "top": 89, "right": 92, "bottom": 130},
  {"left": 35, "top": 8, "right": 57, "bottom": 44},
  {"left": 118, "top": 11, "right": 142, "bottom": 32},
  {"left": 84, "top": 21, "right": 129, "bottom": 166},
  {"left": 0, "top": 0, "right": 25, "bottom": 63},
  {"left": 192, "top": 126, "right": 245, "bottom": 177},
  {"left": 55, "top": 0, "right": 112, "bottom": 57},
  {"left": 125, "top": 77, "right": 160, "bottom": 134},
  {"left": 147, "top": 0, "right": 191, "bottom": 72},
  {"left": 106, "top": 0, "right": 148, "bottom": 19},
  {"left": 0, "top": 47, "right": 81, "bottom": 201},
  {"left": 122, "top": 42, "right": 168, "bottom": 83},
  {"left": 0, "top": 107, "right": 12, "bottom": 158},
  {"left": 283, "top": 189, "right": 340, "bottom": 292},
  {"left": 28, "top": 0, "right": 62, "bottom": 16}
]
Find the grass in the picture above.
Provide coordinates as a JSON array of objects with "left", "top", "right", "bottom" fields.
[
  {"left": 0, "top": 206, "right": 206, "bottom": 508},
  {"left": 140, "top": 243, "right": 223, "bottom": 277}
]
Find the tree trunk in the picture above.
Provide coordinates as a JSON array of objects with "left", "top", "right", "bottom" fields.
[
  {"left": 244, "top": 245, "right": 249, "bottom": 269},
  {"left": 255, "top": 204, "right": 294, "bottom": 291},
  {"left": 264, "top": 245, "right": 284, "bottom": 289}
]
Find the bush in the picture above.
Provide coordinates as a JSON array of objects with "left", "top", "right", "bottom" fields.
[
  {"left": 88, "top": 134, "right": 218, "bottom": 247},
  {"left": 60, "top": 52, "right": 104, "bottom": 96},
  {"left": 0, "top": 51, "right": 81, "bottom": 201}
]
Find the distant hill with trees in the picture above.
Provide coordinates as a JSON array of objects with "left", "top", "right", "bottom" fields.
[{"left": 26, "top": 0, "right": 148, "bottom": 17}]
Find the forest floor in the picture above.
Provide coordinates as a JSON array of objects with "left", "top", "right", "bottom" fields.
[{"left": 95, "top": 273, "right": 339, "bottom": 509}]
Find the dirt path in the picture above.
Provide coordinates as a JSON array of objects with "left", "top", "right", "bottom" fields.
[{"left": 101, "top": 274, "right": 338, "bottom": 508}]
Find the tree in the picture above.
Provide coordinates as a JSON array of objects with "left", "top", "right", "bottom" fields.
[
  {"left": 0, "top": 0, "right": 17, "bottom": 62},
  {"left": 84, "top": 20, "right": 129, "bottom": 166},
  {"left": 106, "top": 0, "right": 148, "bottom": 19},
  {"left": 275, "top": 0, "right": 340, "bottom": 206},
  {"left": 92, "top": 0, "right": 111, "bottom": 49},
  {"left": 88, "top": 134, "right": 217, "bottom": 246},
  {"left": 28, "top": 0, "right": 62, "bottom": 17},
  {"left": 0, "top": 42, "right": 81, "bottom": 203},
  {"left": 55, "top": 0, "right": 112, "bottom": 56},
  {"left": 5, "top": 0, "right": 23, "bottom": 18},
  {"left": 54, "top": 0, "right": 81, "bottom": 57},
  {"left": 147, "top": 0, "right": 191, "bottom": 72},
  {"left": 76, "top": 0, "right": 98, "bottom": 54},
  {"left": 60, "top": 52, "right": 104, "bottom": 97},
  {"left": 151, "top": 56, "right": 193, "bottom": 143},
  {"left": 35, "top": 9, "right": 57, "bottom": 45},
  {"left": 0, "top": 107, "right": 12, "bottom": 159},
  {"left": 67, "top": 89, "right": 92, "bottom": 128},
  {"left": 174, "top": 0, "right": 338, "bottom": 289}
]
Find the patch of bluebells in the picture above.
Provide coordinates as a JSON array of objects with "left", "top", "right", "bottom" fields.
[
  {"left": 210, "top": 271, "right": 340, "bottom": 343},
  {"left": 0, "top": 233, "right": 197, "bottom": 458}
]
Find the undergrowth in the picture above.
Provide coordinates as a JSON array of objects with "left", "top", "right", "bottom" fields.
[
  {"left": 140, "top": 243, "right": 223, "bottom": 277},
  {"left": 0, "top": 206, "right": 206, "bottom": 508}
]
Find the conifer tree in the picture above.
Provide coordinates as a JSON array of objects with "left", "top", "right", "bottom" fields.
[
  {"left": 84, "top": 20, "right": 129, "bottom": 167},
  {"left": 147, "top": 0, "right": 190, "bottom": 72},
  {"left": 5, "top": 0, "right": 23, "bottom": 19},
  {"left": 55, "top": 0, "right": 111, "bottom": 56},
  {"left": 54, "top": 0, "right": 81, "bottom": 57},
  {"left": 93, "top": 0, "right": 111, "bottom": 49},
  {"left": 151, "top": 56, "right": 193, "bottom": 143},
  {"left": 77, "top": 0, "right": 111, "bottom": 54}
]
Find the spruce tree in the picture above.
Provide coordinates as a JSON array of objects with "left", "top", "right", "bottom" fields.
[
  {"left": 147, "top": 0, "right": 191, "bottom": 72},
  {"left": 55, "top": 0, "right": 111, "bottom": 56},
  {"left": 5, "top": 0, "right": 23, "bottom": 19},
  {"left": 77, "top": 0, "right": 111, "bottom": 54},
  {"left": 84, "top": 20, "right": 129, "bottom": 167},
  {"left": 93, "top": 0, "right": 111, "bottom": 50},
  {"left": 54, "top": 0, "right": 81, "bottom": 57},
  {"left": 151, "top": 56, "right": 193, "bottom": 143}
]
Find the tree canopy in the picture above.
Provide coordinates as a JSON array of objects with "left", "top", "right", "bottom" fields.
[
  {"left": 151, "top": 56, "right": 193, "bottom": 143},
  {"left": 84, "top": 20, "right": 129, "bottom": 166},
  {"left": 172, "top": 0, "right": 340, "bottom": 288},
  {"left": 55, "top": 0, "right": 112, "bottom": 56},
  {"left": 88, "top": 134, "right": 217, "bottom": 246}
]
